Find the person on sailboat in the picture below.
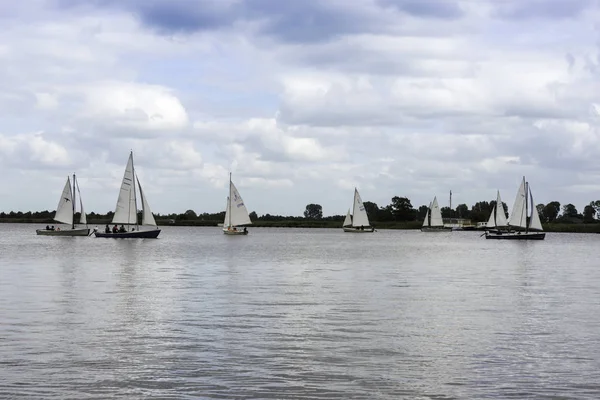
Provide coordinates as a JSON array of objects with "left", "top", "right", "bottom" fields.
[
  {"left": 119, "top": 225, "right": 126, "bottom": 233},
  {"left": 112, "top": 225, "right": 118, "bottom": 233},
  {"left": 105, "top": 224, "right": 111, "bottom": 234},
  {"left": 243, "top": 227, "right": 247, "bottom": 233},
  {"left": 46, "top": 225, "right": 50, "bottom": 230}
]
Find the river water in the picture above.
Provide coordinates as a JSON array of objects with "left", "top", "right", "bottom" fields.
[{"left": 1, "top": 224, "right": 599, "bottom": 399}]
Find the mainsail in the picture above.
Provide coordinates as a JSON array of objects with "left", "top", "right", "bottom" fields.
[
  {"left": 112, "top": 153, "right": 138, "bottom": 225},
  {"left": 352, "top": 188, "right": 370, "bottom": 227},
  {"left": 429, "top": 197, "right": 444, "bottom": 227},
  {"left": 508, "top": 177, "right": 527, "bottom": 229},
  {"left": 226, "top": 177, "right": 252, "bottom": 227},
  {"left": 54, "top": 177, "right": 73, "bottom": 226}
]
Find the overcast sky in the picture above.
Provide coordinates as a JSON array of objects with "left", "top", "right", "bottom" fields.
[{"left": 1, "top": 0, "right": 600, "bottom": 216}]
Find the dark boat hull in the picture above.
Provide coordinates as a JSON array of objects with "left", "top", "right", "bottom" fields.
[
  {"left": 485, "top": 231, "right": 545, "bottom": 240},
  {"left": 94, "top": 229, "right": 161, "bottom": 239}
]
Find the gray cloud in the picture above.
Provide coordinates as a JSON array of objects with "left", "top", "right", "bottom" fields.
[
  {"left": 52, "top": 0, "right": 467, "bottom": 43},
  {"left": 377, "top": 0, "right": 464, "bottom": 19},
  {"left": 494, "top": 0, "right": 594, "bottom": 20}
]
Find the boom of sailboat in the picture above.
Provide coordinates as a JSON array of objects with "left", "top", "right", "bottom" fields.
[{"left": 34, "top": 168, "right": 548, "bottom": 241}]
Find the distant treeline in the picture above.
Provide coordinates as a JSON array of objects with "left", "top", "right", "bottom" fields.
[{"left": 2, "top": 196, "right": 600, "bottom": 231}]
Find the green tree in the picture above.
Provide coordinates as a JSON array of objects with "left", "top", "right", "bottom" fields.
[
  {"left": 583, "top": 205, "right": 596, "bottom": 222},
  {"left": 303, "top": 204, "right": 323, "bottom": 219},
  {"left": 417, "top": 205, "right": 429, "bottom": 220},
  {"left": 184, "top": 209, "right": 197, "bottom": 219},
  {"left": 440, "top": 207, "right": 455, "bottom": 218},
  {"left": 543, "top": 201, "right": 560, "bottom": 222},
  {"left": 390, "top": 196, "right": 415, "bottom": 221},
  {"left": 562, "top": 203, "right": 578, "bottom": 218},
  {"left": 249, "top": 211, "right": 258, "bottom": 221},
  {"left": 455, "top": 203, "right": 469, "bottom": 219},
  {"left": 470, "top": 201, "right": 491, "bottom": 222},
  {"left": 377, "top": 205, "right": 394, "bottom": 221},
  {"left": 536, "top": 204, "right": 548, "bottom": 223}
]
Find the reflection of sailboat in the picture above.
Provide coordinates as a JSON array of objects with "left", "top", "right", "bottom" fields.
[
  {"left": 342, "top": 188, "right": 374, "bottom": 232},
  {"left": 421, "top": 196, "right": 452, "bottom": 232},
  {"left": 94, "top": 151, "right": 161, "bottom": 239},
  {"left": 485, "top": 190, "right": 509, "bottom": 233},
  {"left": 485, "top": 177, "right": 545, "bottom": 240},
  {"left": 223, "top": 173, "right": 251, "bottom": 235},
  {"left": 36, "top": 174, "right": 90, "bottom": 236}
]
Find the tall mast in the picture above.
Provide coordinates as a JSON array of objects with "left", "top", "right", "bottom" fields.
[
  {"left": 352, "top": 188, "right": 357, "bottom": 224},
  {"left": 228, "top": 172, "right": 232, "bottom": 227},
  {"left": 131, "top": 151, "right": 139, "bottom": 231},
  {"left": 72, "top": 173, "right": 76, "bottom": 230},
  {"left": 524, "top": 180, "right": 529, "bottom": 233}
]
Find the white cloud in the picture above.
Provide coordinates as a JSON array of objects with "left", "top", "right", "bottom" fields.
[{"left": 2, "top": 0, "right": 600, "bottom": 215}]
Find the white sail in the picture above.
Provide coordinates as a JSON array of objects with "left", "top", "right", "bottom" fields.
[
  {"left": 228, "top": 180, "right": 252, "bottom": 227},
  {"left": 137, "top": 177, "right": 157, "bottom": 226},
  {"left": 488, "top": 190, "right": 508, "bottom": 228},
  {"left": 343, "top": 209, "right": 352, "bottom": 227},
  {"left": 486, "top": 206, "right": 495, "bottom": 228},
  {"left": 528, "top": 186, "right": 543, "bottom": 231},
  {"left": 494, "top": 191, "right": 508, "bottom": 227},
  {"left": 508, "top": 177, "right": 527, "bottom": 229},
  {"left": 112, "top": 153, "right": 138, "bottom": 225},
  {"left": 352, "top": 188, "right": 370, "bottom": 227},
  {"left": 79, "top": 199, "right": 87, "bottom": 225},
  {"left": 223, "top": 197, "right": 230, "bottom": 226},
  {"left": 422, "top": 206, "right": 430, "bottom": 227},
  {"left": 54, "top": 177, "right": 73, "bottom": 225},
  {"left": 430, "top": 197, "right": 444, "bottom": 227},
  {"left": 75, "top": 176, "right": 87, "bottom": 225}
]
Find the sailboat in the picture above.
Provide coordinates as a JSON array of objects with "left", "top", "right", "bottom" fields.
[
  {"left": 421, "top": 196, "right": 452, "bottom": 232},
  {"left": 223, "top": 173, "right": 252, "bottom": 235},
  {"left": 485, "top": 177, "right": 545, "bottom": 240},
  {"left": 343, "top": 188, "right": 374, "bottom": 232},
  {"left": 94, "top": 151, "right": 161, "bottom": 238},
  {"left": 485, "top": 190, "right": 509, "bottom": 233},
  {"left": 36, "top": 174, "right": 90, "bottom": 236}
]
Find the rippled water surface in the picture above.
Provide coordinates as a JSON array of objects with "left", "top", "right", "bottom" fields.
[{"left": 1, "top": 224, "right": 600, "bottom": 399}]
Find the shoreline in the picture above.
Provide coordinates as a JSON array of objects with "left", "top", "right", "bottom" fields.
[{"left": 3, "top": 219, "right": 600, "bottom": 233}]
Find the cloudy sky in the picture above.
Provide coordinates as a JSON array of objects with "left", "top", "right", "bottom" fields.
[{"left": 2, "top": 0, "right": 600, "bottom": 216}]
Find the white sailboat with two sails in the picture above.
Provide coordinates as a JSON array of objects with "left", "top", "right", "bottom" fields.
[
  {"left": 223, "top": 173, "right": 252, "bottom": 235},
  {"left": 421, "top": 196, "right": 452, "bottom": 232},
  {"left": 343, "top": 188, "right": 375, "bottom": 232},
  {"left": 485, "top": 190, "right": 509, "bottom": 233},
  {"left": 94, "top": 151, "right": 161, "bottom": 238},
  {"left": 36, "top": 174, "right": 90, "bottom": 236}
]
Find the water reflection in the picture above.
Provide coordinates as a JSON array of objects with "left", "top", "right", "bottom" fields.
[{"left": 1, "top": 225, "right": 600, "bottom": 398}]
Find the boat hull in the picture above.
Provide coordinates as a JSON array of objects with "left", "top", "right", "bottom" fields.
[
  {"left": 485, "top": 231, "right": 545, "bottom": 240},
  {"left": 223, "top": 228, "right": 248, "bottom": 235},
  {"left": 94, "top": 229, "right": 161, "bottom": 239},
  {"left": 421, "top": 227, "right": 452, "bottom": 232},
  {"left": 36, "top": 228, "right": 90, "bottom": 236},
  {"left": 343, "top": 226, "right": 375, "bottom": 232}
]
